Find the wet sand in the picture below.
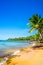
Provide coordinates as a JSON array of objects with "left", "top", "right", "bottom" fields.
[
  {"left": 2, "top": 48, "right": 43, "bottom": 65},
  {"left": 0, "top": 47, "right": 43, "bottom": 65}
]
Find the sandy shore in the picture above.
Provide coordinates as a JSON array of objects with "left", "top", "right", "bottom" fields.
[{"left": 0, "top": 47, "right": 42, "bottom": 65}]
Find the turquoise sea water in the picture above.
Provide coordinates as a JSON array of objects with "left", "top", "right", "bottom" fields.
[{"left": 0, "top": 40, "right": 30, "bottom": 50}]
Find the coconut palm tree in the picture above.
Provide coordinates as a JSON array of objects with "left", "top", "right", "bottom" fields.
[{"left": 27, "top": 14, "right": 43, "bottom": 40}]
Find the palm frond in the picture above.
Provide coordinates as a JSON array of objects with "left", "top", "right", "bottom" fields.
[{"left": 29, "top": 27, "right": 35, "bottom": 33}]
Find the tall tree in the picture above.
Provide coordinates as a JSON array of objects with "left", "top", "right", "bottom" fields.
[{"left": 27, "top": 14, "right": 43, "bottom": 40}]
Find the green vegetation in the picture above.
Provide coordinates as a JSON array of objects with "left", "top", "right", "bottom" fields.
[
  {"left": 8, "top": 34, "right": 40, "bottom": 41},
  {"left": 27, "top": 14, "right": 43, "bottom": 40}
]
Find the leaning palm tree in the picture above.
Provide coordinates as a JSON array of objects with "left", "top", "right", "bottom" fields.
[{"left": 27, "top": 14, "right": 43, "bottom": 40}]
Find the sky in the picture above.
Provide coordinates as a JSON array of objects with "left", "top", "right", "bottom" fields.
[{"left": 0, "top": 0, "right": 43, "bottom": 40}]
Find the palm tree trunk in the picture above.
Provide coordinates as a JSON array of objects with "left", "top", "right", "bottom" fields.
[
  {"left": 38, "top": 28, "right": 43, "bottom": 40},
  {"left": 39, "top": 33, "right": 42, "bottom": 39}
]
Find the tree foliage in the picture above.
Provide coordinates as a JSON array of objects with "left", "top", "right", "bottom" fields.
[{"left": 27, "top": 14, "right": 43, "bottom": 39}]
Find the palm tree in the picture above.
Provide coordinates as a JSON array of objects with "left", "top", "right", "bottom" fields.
[{"left": 27, "top": 14, "right": 43, "bottom": 40}]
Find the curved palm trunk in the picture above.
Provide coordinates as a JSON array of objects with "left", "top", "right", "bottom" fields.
[
  {"left": 38, "top": 28, "right": 43, "bottom": 40},
  {"left": 39, "top": 33, "right": 42, "bottom": 39}
]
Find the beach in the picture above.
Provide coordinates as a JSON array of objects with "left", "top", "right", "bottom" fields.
[
  {"left": 0, "top": 47, "right": 43, "bottom": 65},
  {"left": 0, "top": 40, "right": 43, "bottom": 65},
  {"left": 0, "top": 0, "right": 43, "bottom": 65}
]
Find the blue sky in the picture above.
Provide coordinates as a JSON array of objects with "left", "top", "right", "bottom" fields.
[{"left": 0, "top": 0, "right": 43, "bottom": 40}]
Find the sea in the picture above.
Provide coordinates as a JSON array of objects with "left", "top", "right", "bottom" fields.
[{"left": 0, "top": 40, "right": 30, "bottom": 50}]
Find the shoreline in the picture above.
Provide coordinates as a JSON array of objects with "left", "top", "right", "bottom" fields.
[
  {"left": 0, "top": 46, "right": 32, "bottom": 58},
  {"left": 0, "top": 43, "right": 43, "bottom": 65},
  {"left": 4, "top": 48, "right": 43, "bottom": 65},
  {"left": 0, "top": 46, "right": 43, "bottom": 65}
]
